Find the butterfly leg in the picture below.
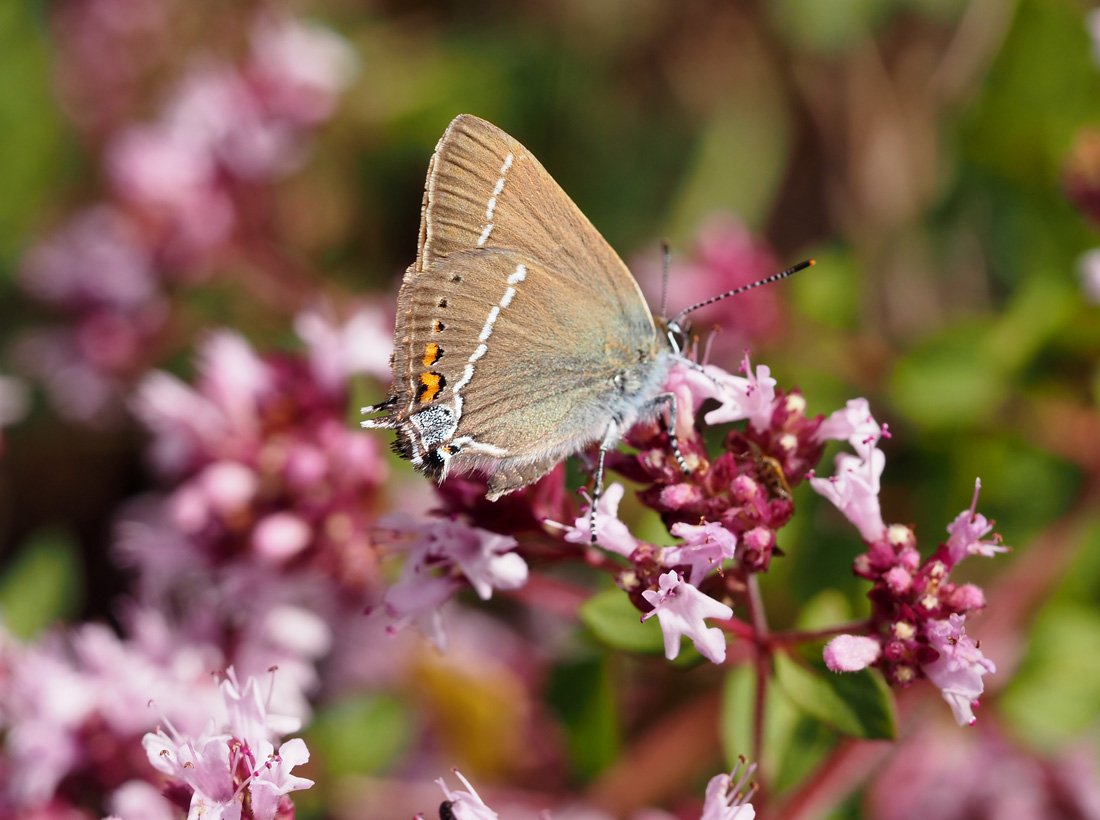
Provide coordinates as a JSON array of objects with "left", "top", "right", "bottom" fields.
[
  {"left": 588, "top": 421, "right": 620, "bottom": 544},
  {"left": 653, "top": 392, "right": 690, "bottom": 475},
  {"left": 360, "top": 396, "right": 397, "bottom": 428}
]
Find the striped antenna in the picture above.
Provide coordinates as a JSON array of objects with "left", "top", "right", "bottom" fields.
[
  {"left": 659, "top": 239, "right": 671, "bottom": 318},
  {"left": 669, "top": 259, "right": 815, "bottom": 326}
]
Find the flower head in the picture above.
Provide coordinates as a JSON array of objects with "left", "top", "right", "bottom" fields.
[
  {"left": 701, "top": 757, "right": 757, "bottom": 820},
  {"left": 944, "top": 479, "right": 1008, "bottom": 564},
  {"left": 142, "top": 669, "right": 313, "bottom": 820},
  {"left": 921, "top": 614, "right": 996, "bottom": 727},
  {"left": 433, "top": 770, "right": 499, "bottom": 820},
  {"left": 641, "top": 571, "right": 734, "bottom": 664}
]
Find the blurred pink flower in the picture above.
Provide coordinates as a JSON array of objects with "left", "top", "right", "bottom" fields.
[
  {"left": 0, "top": 375, "right": 29, "bottom": 455},
  {"left": 633, "top": 215, "right": 784, "bottom": 359},
  {"left": 143, "top": 669, "right": 313, "bottom": 820},
  {"left": 372, "top": 514, "right": 528, "bottom": 649},
  {"left": 294, "top": 304, "right": 393, "bottom": 391},
  {"left": 1078, "top": 248, "right": 1100, "bottom": 304},
  {"left": 107, "top": 118, "right": 236, "bottom": 257},
  {"left": 248, "top": 15, "right": 358, "bottom": 126},
  {"left": 19, "top": 206, "right": 156, "bottom": 309},
  {"left": 641, "top": 570, "right": 734, "bottom": 664},
  {"left": 867, "top": 721, "right": 1100, "bottom": 819},
  {"left": 107, "top": 779, "right": 178, "bottom": 820},
  {"left": 0, "top": 614, "right": 221, "bottom": 812},
  {"left": 51, "top": 0, "right": 169, "bottom": 133}
]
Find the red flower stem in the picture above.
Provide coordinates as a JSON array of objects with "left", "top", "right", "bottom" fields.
[
  {"left": 768, "top": 619, "right": 875, "bottom": 647},
  {"left": 745, "top": 573, "right": 771, "bottom": 798}
]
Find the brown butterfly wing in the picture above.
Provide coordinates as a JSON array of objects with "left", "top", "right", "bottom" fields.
[
  {"left": 397, "top": 246, "right": 662, "bottom": 459},
  {"left": 382, "top": 116, "right": 666, "bottom": 495},
  {"left": 413, "top": 115, "right": 651, "bottom": 314}
]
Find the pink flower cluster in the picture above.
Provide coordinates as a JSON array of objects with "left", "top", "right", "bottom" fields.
[
  {"left": 368, "top": 514, "right": 530, "bottom": 651},
  {"left": 0, "top": 609, "right": 221, "bottom": 815},
  {"left": 130, "top": 307, "right": 389, "bottom": 593},
  {"left": 140, "top": 668, "right": 313, "bottom": 820},
  {"left": 1, "top": 309, "right": 386, "bottom": 816},
  {"left": 611, "top": 354, "right": 824, "bottom": 574},
  {"left": 17, "top": 10, "right": 356, "bottom": 422},
  {"left": 527, "top": 354, "right": 822, "bottom": 664},
  {"left": 814, "top": 401, "right": 1004, "bottom": 725}
]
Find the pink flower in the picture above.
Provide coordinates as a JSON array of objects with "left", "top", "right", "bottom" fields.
[
  {"left": 373, "top": 515, "right": 528, "bottom": 649},
  {"left": 823, "top": 635, "right": 882, "bottom": 672},
  {"left": 921, "top": 614, "right": 996, "bottom": 726},
  {"left": 107, "top": 118, "right": 235, "bottom": 256},
  {"left": 553, "top": 483, "right": 640, "bottom": 557},
  {"left": 702, "top": 354, "right": 778, "bottom": 433},
  {"left": 252, "top": 512, "right": 313, "bottom": 563},
  {"left": 663, "top": 521, "right": 738, "bottom": 584},
  {"left": 385, "top": 516, "right": 528, "bottom": 602},
  {"left": 945, "top": 479, "right": 1008, "bottom": 564},
  {"left": 663, "top": 361, "right": 722, "bottom": 438},
  {"left": 248, "top": 15, "right": 358, "bottom": 125},
  {"left": 19, "top": 206, "right": 156, "bottom": 310},
  {"left": 867, "top": 721, "right": 1100, "bottom": 819},
  {"left": 294, "top": 305, "right": 393, "bottom": 391},
  {"left": 641, "top": 571, "right": 734, "bottom": 664},
  {"left": 815, "top": 397, "right": 886, "bottom": 459},
  {"left": 633, "top": 215, "right": 784, "bottom": 356},
  {"left": 0, "top": 613, "right": 223, "bottom": 810},
  {"left": 143, "top": 669, "right": 313, "bottom": 820},
  {"left": 433, "top": 770, "right": 499, "bottom": 820},
  {"left": 809, "top": 449, "right": 886, "bottom": 543},
  {"left": 701, "top": 758, "right": 757, "bottom": 820}
]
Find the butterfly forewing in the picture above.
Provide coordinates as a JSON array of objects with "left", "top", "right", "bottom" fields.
[
  {"left": 375, "top": 115, "right": 670, "bottom": 498},
  {"left": 415, "top": 116, "right": 653, "bottom": 319},
  {"left": 400, "top": 246, "right": 661, "bottom": 461}
]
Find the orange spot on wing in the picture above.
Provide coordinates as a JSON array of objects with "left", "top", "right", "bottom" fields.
[
  {"left": 422, "top": 342, "right": 442, "bottom": 366},
  {"left": 418, "top": 371, "right": 443, "bottom": 403}
]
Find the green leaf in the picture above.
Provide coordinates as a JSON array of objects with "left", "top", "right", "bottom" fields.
[
  {"left": 774, "top": 652, "right": 897, "bottom": 740},
  {"left": 547, "top": 657, "right": 620, "bottom": 778},
  {"left": 889, "top": 323, "right": 1008, "bottom": 430},
  {"left": 0, "top": 529, "right": 82, "bottom": 638},
  {"left": 579, "top": 588, "right": 665, "bottom": 654},
  {"left": 305, "top": 694, "right": 412, "bottom": 776},
  {"left": 795, "top": 589, "right": 855, "bottom": 632},
  {"left": 789, "top": 244, "right": 861, "bottom": 331},
  {"left": 0, "top": 3, "right": 71, "bottom": 266},
  {"left": 1000, "top": 600, "right": 1100, "bottom": 749}
]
